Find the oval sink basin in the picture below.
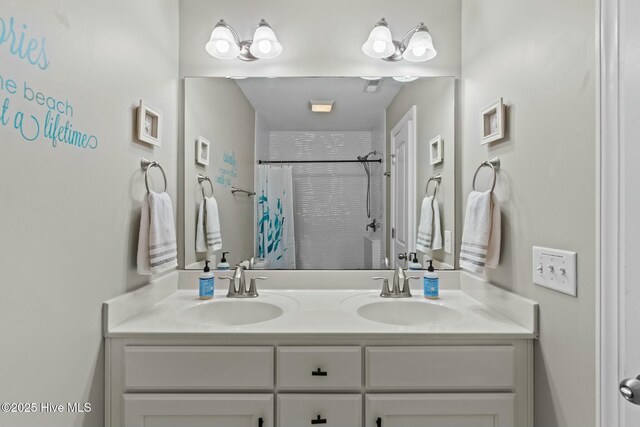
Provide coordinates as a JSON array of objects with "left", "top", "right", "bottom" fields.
[
  {"left": 178, "top": 300, "right": 283, "bottom": 326},
  {"left": 357, "top": 300, "right": 463, "bottom": 326}
]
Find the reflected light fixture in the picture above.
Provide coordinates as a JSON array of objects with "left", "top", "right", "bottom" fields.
[
  {"left": 392, "top": 76, "right": 419, "bottom": 82},
  {"left": 309, "top": 100, "right": 334, "bottom": 113},
  {"left": 362, "top": 18, "right": 437, "bottom": 62},
  {"left": 206, "top": 19, "right": 282, "bottom": 61}
]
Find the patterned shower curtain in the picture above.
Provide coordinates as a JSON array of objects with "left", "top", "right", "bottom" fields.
[{"left": 256, "top": 165, "right": 296, "bottom": 269}]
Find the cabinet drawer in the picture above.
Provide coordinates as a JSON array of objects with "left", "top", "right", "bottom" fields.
[
  {"left": 276, "top": 346, "right": 361, "bottom": 390},
  {"left": 124, "top": 346, "right": 273, "bottom": 391},
  {"left": 366, "top": 346, "right": 514, "bottom": 391},
  {"left": 278, "top": 394, "right": 362, "bottom": 427}
]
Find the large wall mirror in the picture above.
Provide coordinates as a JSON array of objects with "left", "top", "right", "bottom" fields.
[{"left": 183, "top": 77, "right": 455, "bottom": 270}]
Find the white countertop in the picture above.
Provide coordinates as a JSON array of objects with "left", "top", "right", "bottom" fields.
[{"left": 106, "top": 288, "right": 536, "bottom": 339}]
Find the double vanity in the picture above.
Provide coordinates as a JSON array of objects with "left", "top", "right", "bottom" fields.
[{"left": 104, "top": 270, "right": 537, "bottom": 427}]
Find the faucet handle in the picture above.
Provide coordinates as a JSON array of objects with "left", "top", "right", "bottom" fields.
[
  {"left": 372, "top": 276, "right": 391, "bottom": 297},
  {"left": 248, "top": 276, "right": 267, "bottom": 297}
]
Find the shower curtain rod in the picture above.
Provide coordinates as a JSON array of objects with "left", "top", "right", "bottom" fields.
[{"left": 257, "top": 159, "right": 382, "bottom": 164}]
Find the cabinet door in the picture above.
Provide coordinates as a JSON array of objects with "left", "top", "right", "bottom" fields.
[
  {"left": 366, "top": 394, "right": 514, "bottom": 427},
  {"left": 123, "top": 394, "right": 273, "bottom": 427}
]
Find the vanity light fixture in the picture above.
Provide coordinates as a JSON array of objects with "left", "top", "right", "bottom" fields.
[
  {"left": 206, "top": 19, "right": 282, "bottom": 61},
  {"left": 362, "top": 18, "right": 437, "bottom": 62},
  {"left": 309, "top": 100, "right": 334, "bottom": 113}
]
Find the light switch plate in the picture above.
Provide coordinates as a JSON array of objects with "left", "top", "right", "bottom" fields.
[
  {"left": 532, "top": 246, "right": 577, "bottom": 296},
  {"left": 444, "top": 230, "right": 452, "bottom": 254}
]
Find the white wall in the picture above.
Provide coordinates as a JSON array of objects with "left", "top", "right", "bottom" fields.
[
  {"left": 386, "top": 78, "right": 456, "bottom": 267},
  {"left": 0, "top": 1, "right": 179, "bottom": 425},
  {"left": 460, "top": 0, "right": 597, "bottom": 425},
  {"left": 179, "top": 0, "right": 461, "bottom": 78},
  {"left": 183, "top": 78, "right": 255, "bottom": 268}
]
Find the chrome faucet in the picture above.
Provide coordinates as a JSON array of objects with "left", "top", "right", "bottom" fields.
[
  {"left": 366, "top": 218, "right": 378, "bottom": 232},
  {"left": 220, "top": 266, "right": 266, "bottom": 298},
  {"left": 372, "top": 266, "right": 420, "bottom": 298}
]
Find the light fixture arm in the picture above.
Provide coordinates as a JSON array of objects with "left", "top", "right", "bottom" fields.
[
  {"left": 399, "top": 22, "right": 430, "bottom": 51},
  {"left": 214, "top": 19, "right": 241, "bottom": 46},
  {"left": 212, "top": 19, "right": 258, "bottom": 61},
  {"left": 379, "top": 21, "right": 433, "bottom": 63}
]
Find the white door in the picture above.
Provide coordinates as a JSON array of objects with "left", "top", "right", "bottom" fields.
[
  {"left": 123, "top": 394, "right": 273, "bottom": 427},
  {"left": 602, "top": 0, "right": 640, "bottom": 424},
  {"left": 390, "top": 107, "right": 416, "bottom": 268},
  {"left": 618, "top": 0, "right": 640, "bottom": 422},
  {"left": 366, "top": 394, "right": 514, "bottom": 427}
]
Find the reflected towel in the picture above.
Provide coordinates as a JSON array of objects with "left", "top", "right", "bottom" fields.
[
  {"left": 196, "top": 196, "right": 222, "bottom": 252},
  {"left": 416, "top": 196, "right": 442, "bottom": 252},
  {"left": 137, "top": 191, "right": 178, "bottom": 275},
  {"left": 459, "top": 190, "right": 501, "bottom": 273}
]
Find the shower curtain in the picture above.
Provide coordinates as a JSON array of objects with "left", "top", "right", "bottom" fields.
[{"left": 256, "top": 165, "right": 296, "bottom": 269}]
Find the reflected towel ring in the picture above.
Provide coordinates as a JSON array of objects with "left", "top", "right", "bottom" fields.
[
  {"left": 425, "top": 175, "right": 442, "bottom": 199},
  {"left": 141, "top": 158, "right": 167, "bottom": 193},
  {"left": 472, "top": 157, "right": 501, "bottom": 193},
  {"left": 198, "top": 174, "right": 214, "bottom": 198}
]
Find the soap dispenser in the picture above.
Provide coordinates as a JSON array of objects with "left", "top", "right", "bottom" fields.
[
  {"left": 408, "top": 252, "right": 422, "bottom": 270},
  {"left": 423, "top": 260, "right": 439, "bottom": 299},
  {"left": 199, "top": 260, "right": 214, "bottom": 300},
  {"left": 217, "top": 252, "right": 230, "bottom": 270}
]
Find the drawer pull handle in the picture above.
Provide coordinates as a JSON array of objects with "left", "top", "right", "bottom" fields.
[
  {"left": 259, "top": 417, "right": 264, "bottom": 427},
  {"left": 376, "top": 417, "right": 382, "bottom": 427},
  {"left": 311, "top": 415, "right": 327, "bottom": 424},
  {"left": 311, "top": 367, "right": 328, "bottom": 376}
]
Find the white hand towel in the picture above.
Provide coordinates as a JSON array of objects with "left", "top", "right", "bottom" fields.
[
  {"left": 137, "top": 191, "right": 178, "bottom": 275},
  {"left": 416, "top": 196, "right": 443, "bottom": 252},
  {"left": 196, "top": 196, "right": 222, "bottom": 253},
  {"left": 459, "top": 190, "right": 501, "bottom": 273}
]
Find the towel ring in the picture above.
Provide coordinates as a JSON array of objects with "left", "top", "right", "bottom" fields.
[
  {"left": 425, "top": 175, "right": 442, "bottom": 199},
  {"left": 198, "top": 174, "right": 214, "bottom": 198},
  {"left": 141, "top": 158, "right": 167, "bottom": 194},
  {"left": 472, "top": 157, "right": 501, "bottom": 193}
]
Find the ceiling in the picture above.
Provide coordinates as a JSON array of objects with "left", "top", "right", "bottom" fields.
[{"left": 236, "top": 77, "right": 404, "bottom": 131}]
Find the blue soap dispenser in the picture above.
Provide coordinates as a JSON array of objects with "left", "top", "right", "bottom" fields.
[
  {"left": 408, "top": 252, "right": 423, "bottom": 270},
  {"left": 423, "top": 260, "right": 439, "bottom": 299},
  {"left": 217, "top": 251, "right": 230, "bottom": 270},
  {"left": 199, "top": 260, "right": 214, "bottom": 300}
]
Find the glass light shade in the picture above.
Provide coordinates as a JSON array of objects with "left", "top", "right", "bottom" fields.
[
  {"left": 402, "top": 30, "right": 437, "bottom": 62},
  {"left": 249, "top": 25, "right": 283, "bottom": 59},
  {"left": 361, "top": 25, "right": 395, "bottom": 59},
  {"left": 392, "top": 76, "right": 419, "bottom": 82},
  {"left": 205, "top": 25, "right": 240, "bottom": 59}
]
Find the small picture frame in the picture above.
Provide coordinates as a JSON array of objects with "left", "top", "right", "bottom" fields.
[
  {"left": 480, "top": 97, "right": 505, "bottom": 144},
  {"left": 429, "top": 135, "right": 443, "bottom": 165},
  {"left": 196, "top": 137, "right": 210, "bottom": 166},
  {"left": 137, "top": 100, "right": 162, "bottom": 146}
]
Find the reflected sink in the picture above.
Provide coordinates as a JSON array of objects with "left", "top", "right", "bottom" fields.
[
  {"left": 178, "top": 300, "right": 283, "bottom": 326},
  {"left": 357, "top": 300, "right": 463, "bottom": 326}
]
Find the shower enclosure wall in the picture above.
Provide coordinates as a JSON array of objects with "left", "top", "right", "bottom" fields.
[{"left": 255, "top": 114, "right": 385, "bottom": 269}]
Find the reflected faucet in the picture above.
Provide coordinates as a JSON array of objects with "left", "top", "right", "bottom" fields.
[{"left": 366, "top": 218, "right": 378, "bottom": 232}]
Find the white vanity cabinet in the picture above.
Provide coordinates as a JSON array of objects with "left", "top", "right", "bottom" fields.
[{"left": 106, "top": 340, "right": 533, "bottom": 427}]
